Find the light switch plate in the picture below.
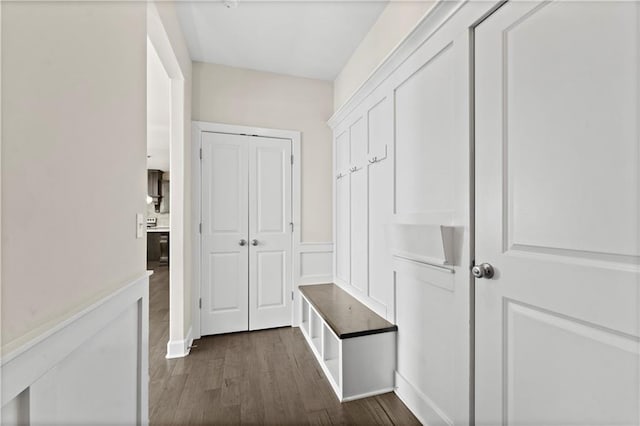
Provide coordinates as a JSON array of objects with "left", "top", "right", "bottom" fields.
[{"left": 136, "top": 213, "right": 145, "bottom": 239}]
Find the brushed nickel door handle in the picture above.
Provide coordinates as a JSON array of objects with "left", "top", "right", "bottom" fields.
[{"left": 472, "top": 263, "right": 495, "bottom": 279}]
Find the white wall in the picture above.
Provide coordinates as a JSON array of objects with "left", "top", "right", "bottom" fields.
[
  {"left": 333, "top": 0, "right": 435, "bottom": 111},
  {"left": 147, "top": 38, "right": 171, "bottom": 172},
  {"left": 1, "top": 1, "right": 147, "bottom": 354},
  {"left": 192, "top": 62, "right": 334, "bottom": 243}
]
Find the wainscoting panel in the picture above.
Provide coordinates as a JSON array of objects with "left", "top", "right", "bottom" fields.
[
  {"left": 293, "top": 242, "right": 333, "bottom": 326},
  {"left": 1, "top": 273, "right": 149, "bottom": 425},
  {"left": 296, "top": 242, "right": 333, "bottom": 285}
]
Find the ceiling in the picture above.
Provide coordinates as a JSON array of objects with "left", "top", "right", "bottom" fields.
[
  {"left": 176, "top": 1, "right": 388, "bottom": 81},
  {"left": 147, "top": 38, "right": 171, "bottom": 172}
]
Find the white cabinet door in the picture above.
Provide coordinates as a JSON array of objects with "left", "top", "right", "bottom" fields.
[
  {"left": 475, "top": 2, "right": 640, "bottom": 424},
  {"left": 200, "top": 132, "right": 249, "bottom": 335},
  {"left": 248, "top": 137, "right": 292, "bottom": 330},
  {"left": 336, "top": 130, "right": 351, "bottom": 284},
  {"left": 349, "top": 117, "right": 368, "bottom": 295}
]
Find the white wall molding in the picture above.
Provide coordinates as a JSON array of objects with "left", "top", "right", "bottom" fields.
[
  {"left": 296, "top": 242, "right": 334, "bottom": 285},
  {"left": 166, "top": 326, "right": 193, "bottom": 359},
  {"left": 1, "top": 273, "right": 150, "bottom": 424},
  {"left": 148, "top": 2, "right": 189, "bottom": 361},
  {"left": 328, "top": 0, "right": 466, "bottom": 129},
  {"left": 292, "top": 242, "right": 333, "bottom": 326}
]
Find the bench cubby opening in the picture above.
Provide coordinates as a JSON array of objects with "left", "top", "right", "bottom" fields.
[
  {"left": 323, "top": 326, "right": 341, "bottom": 387},
  {"left": 309, "top": 306, "right": 322, "bottom": 355},
  {"left": 301, "top": 297, "right": 310, "bottom": 336}
]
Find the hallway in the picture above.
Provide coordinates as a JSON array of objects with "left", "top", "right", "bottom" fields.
[{"left": 148, "top": 263, "right": 420, "bottom": 425}]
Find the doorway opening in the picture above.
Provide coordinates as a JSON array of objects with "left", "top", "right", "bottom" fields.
[{"left": 147, "top": 3, "right": 189, "bottom": 359}]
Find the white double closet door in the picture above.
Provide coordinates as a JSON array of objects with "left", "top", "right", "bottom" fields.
[{"left": 201, "top": 132, "right": 292, "bottom": 336}]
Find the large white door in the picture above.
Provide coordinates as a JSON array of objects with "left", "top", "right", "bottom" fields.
[
  {"left": 475, "top": 2, "right": 640, "bottom": 425},
  {"left": 248, "top": 137, "right": 292, "bottom": 330},
  {"left": 201, "top": 132, "right": 292, "bottom": 335},
  {"left": 201, "top": 132, "right": 249, "bottom": 335}
]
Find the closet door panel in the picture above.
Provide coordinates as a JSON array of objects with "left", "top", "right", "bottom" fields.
[
  {"left": 200, "top": 132, "right": 250, "bottom": 336},
  {"left": 248, "top": 137, "right": 292, "bottom": 331},
  {"left": 349, "top": 117, "right": 368, "bottom": 294}
]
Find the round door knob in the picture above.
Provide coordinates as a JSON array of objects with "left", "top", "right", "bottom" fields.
[
  {"left": 472, "top": 263, "right": 495, "bottom": 279},
  {"left": 251, "top": 239, "right": 259, "bottom": 246},
  {"left": 239, "top": 239, "right": 247, "bottom": 246}
]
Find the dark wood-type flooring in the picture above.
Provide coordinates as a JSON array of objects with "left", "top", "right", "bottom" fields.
[{"left": 148, "top": 262, "right": 420, "bottom": 425}]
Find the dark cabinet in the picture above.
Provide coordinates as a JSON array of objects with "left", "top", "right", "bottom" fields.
[
  {"left": 147, "top": 170, "right": 163, "bottom": 212},
  {"left": 147, "top": 231, "right": 169, "bottom": 264}
]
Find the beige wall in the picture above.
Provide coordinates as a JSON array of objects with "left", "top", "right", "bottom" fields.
[
  {"left": 1, "top": 2, "right": 147, "bottom": 353},
  {"left": 333, "top": 0, "right": 435, "bottom": 111},
  {"left": 192, "top": 62, "right": 333, "bottom": 243}
]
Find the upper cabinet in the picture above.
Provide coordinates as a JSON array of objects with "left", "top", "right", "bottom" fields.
[{"left": 148, "top": 169, "right": 170, "bottom": 213}]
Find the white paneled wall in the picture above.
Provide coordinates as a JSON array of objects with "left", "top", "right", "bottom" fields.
[
  {"left": 1, "top": 275, "right": 149, "bottom": 425},
  {"left": 333, "top": 93, "right": 395, "bottom": 320},
  {"left": 329, "top": 2, "right": 501, "bottom": 424}
]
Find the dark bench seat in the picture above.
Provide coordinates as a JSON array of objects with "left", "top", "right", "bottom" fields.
[{"left": 299, "top": 283, "right": 397, "bottom": 339}]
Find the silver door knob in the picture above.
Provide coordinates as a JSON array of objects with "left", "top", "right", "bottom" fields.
[
  {"left": 239, "top": 239, "right": 247, "bottom": 246},
  {"left": 251, "top": 239, "right": 258, "bottom": 246},
  {"left": 472, "top": 263, "right": 495, "bottom": 279}
]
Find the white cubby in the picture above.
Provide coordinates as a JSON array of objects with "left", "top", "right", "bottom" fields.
[
  {"left": 299, "top": 291, "right": 396, "bottom": 402},
  {"left": 309, "top": 307, "right": 322, "bottom": 354},
  {"left": 301, "top": 298, "right": 310, "bottom": 335},
  {"left": 323, "top": 327, "right": 341, "bottom": 386}
]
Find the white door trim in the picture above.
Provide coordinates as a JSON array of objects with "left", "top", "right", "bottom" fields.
[
  {"left": 192, "top": 121, "right": 301, "bottom": 340},
  {"left": 147, "top": 3, "right": 189, "bottom": 359}
]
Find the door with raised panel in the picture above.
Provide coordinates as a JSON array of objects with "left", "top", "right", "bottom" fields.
[
  {"left": 475, "top": 2, "right": 640, "bottom": 424},
  {"left": 201, "top": 132, "right": 293, "bottom": 335},
  {"left": 201, "top": 132, "right": 249, "bottom": 335},
  {"left": 248, "top": 137, "right": 292, "bottom": 330}
]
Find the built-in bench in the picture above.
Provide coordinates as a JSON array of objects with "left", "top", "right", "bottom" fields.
[{"left": 298, "top": 283, "right": 397, "bottom": 402}]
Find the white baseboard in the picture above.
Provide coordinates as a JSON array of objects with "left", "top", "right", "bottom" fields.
[
  {"left": 165, "top": 326, "right": 193, "bottom": 359},
  {"left": 341, "top": 387, "right": 396, "bottom": 402},
  {"left": 395, "top": 371, "right": 453, "bottom": 426}
]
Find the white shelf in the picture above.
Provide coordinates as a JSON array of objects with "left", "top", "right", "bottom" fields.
[{"left": 386, "top": 222, "right": 457, "bottom": 267}]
